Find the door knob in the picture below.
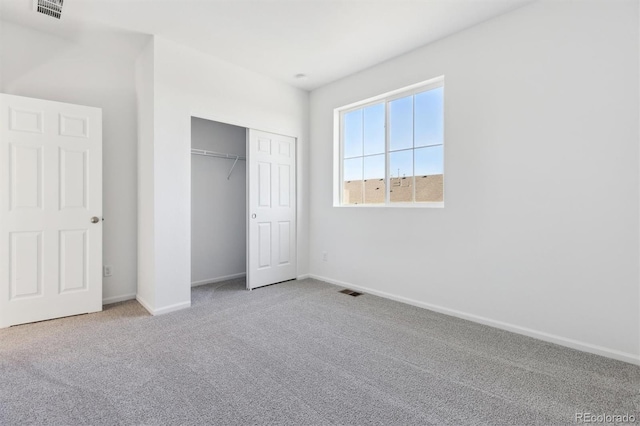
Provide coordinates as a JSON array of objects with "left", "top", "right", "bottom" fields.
[
  {"left": 251, "top": 214, "right": 257, "bottom": 219},
  {"left": 91, "top": 217, "right": 100, "bottom": 224}
]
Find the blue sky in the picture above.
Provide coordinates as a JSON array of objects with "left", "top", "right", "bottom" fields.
[{"left": 343, "top": 87, "right": 443, "bottom": 182}]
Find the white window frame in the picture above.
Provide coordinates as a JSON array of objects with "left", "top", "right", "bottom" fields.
[{"left": 333, "top": 76, "right": 445, "bottom": 208}]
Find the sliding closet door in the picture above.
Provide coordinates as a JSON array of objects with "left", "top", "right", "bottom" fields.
[{"left": 247, "top": 129, "right": 296, "bottom": 289}]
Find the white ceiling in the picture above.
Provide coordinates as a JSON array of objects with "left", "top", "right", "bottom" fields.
[{"left": 0, "top": 0, "right": 533, "bottom": 90}]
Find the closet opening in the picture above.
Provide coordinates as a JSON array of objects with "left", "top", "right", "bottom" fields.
[{"left": 191, "top": 117, "right": 247, "bottom": 293}]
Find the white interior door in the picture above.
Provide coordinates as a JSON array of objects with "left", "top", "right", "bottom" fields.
[
  {"left": 247, "top": 129, "right": 296, "bottom": 290},
  {"left": 0, "top": 94, "right": 102, "bottom": 328}
]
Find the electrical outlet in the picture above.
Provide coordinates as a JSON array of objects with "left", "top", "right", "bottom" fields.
[
  {"left": 103, "top": 265, "right": 113, "bottom": 277},
  {"left": 322, "top": 252, "right": 328, "bottom": 262}
]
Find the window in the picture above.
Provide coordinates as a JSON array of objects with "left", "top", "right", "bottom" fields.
[{"left": 337, "top": 78, "right": 444, "bottom": 207}]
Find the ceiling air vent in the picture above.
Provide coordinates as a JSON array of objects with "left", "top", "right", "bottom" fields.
[{"left": 35, "top": 0, "right": 63, "bottom": 19}]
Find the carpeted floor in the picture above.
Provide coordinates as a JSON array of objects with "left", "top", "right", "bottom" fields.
[{"left": 0, "top": 278, "right": 638, "bottom": 425}]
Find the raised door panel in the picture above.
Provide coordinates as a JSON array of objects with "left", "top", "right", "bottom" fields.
[
  {"left": 258, "top": 162, "right": 271, "bottom": 208},
  {"left": 278, "top": 221, "right": 290, "bottom": 265},
  {"left": 258, "top": 137, "right": 271, "bottom": 154},
  {"left": 258, "top": 222, "right": 271, "bottom": 269},
  {"left": 9, "top": 232, "right": 43, "bottom": 300},
  {"left": 10, "top": 144, "right": 42, "bottom": 210},
  {"left": 59, "top": 114, "right": 88, "bottom": 138},
  {"left": 278, "top": 141, "right": 290, "bottom": 158},
  {"left": 278, "top": 164, "right": 290, "bottom": 207},
  {"left": 9, "top": 108, "right": 43, "bottom": 133},
  {"left": 59, "top": 230, "right": 87, "bottom": 293},
  {"left": 59, "top": 148, "right": 88, "bottom": 210}
]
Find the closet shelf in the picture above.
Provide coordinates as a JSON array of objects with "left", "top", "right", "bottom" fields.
[{"left": 191, "top": 148, "right": 246, "bottom": 180}]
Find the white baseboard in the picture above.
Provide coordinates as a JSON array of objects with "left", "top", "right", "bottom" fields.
[
  {"left": 103, "top": 293, "right": 136, "bottom": 305},
  {"left": 154, "top": 300, "right": 191, "bottom": 315},
  {"left": 135, "top": 295, "right": 154, "bottom": 315},
  {"left": 135, "top": 295, "right": 191, "bottom": 316},
  {"left": 308, "top": 274, "right": 640, "bottom": 366},
  {"left": 191, "top": 272, "right": 246, "bottom": 287},
  {"left": 297, "top": 274, "right": 310, "bottom": 280}
]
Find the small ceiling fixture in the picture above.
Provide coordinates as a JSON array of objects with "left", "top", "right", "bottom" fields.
[
  {"left": 294, "top": 73, "right": 308, "bottom": 81},
  {"left": 34, "top": 0, "right": 64, "bottom": 19}
]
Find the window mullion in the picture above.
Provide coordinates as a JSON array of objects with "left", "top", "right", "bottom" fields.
[
  {"left": 340, "top": 113, "right": 344, "bottom": 204},
  {"left": 361, "top": 107, "right": 364, "bottom": 204},
  {"left": 412, "top": 95, "right": 416, "bottom": 203},
  {"left": 385, "top": 100, "right": 390, "bottom": 205}
]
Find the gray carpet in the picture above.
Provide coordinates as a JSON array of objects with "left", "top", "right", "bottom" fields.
[{"left": 0, "top": 278, "right": 638, "bottom": 425}]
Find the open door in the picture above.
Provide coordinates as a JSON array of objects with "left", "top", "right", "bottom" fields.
[
  {"left": 247, "top": 129, "right": 296, "bottom": 290},
  {"left": 0, "top": 94, "right": 103, "bottom": 327}
]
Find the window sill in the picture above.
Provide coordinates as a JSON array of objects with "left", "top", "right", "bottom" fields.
[{"left": 333, "top": 202, "right": 444, "bottom": 209}]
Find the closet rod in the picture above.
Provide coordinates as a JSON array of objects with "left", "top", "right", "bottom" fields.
[
  {"left": 191, "top": 148, "right": 246, "bottom": 161},
  {"left": 191, "top": 148, "right": 246, "bottom": 180}
]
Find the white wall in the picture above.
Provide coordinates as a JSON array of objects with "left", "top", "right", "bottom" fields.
[
  {"left": 309, "top": 0, "right": 640, "bottom": 363},
  {"left": 135, "top": 38, "right": 155, "bottom": 308},
  {"left": 138, "top": 36, "right": 309, "bottom": 313},
  {"left": 191, "top": 118, "right": 247, "bottom": 285},
  {"left": 0, "top": 21, "right": 146, "bottom": 304}
]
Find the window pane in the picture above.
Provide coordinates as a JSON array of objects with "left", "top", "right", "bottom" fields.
[
  {"left": 415, "top": 145, "right": 443, "bottom": 176},
  {"left": 389, "top": 96, "right": 413, "bottom": 151},
  {"left": 343, "top": 109, "right": 363, "bottom": 158},
  {"left": 363, "top": 103, "right": 385, "bottom": 155},
  {"left": 389, "top": 150, "right": 413, "bottom": 203},
  {"left": 363, "top": 154, "right": 385, "bottom": 204},
  {"left": 415, "top": 87, "right": 444, "bottom": 147},
  {"left": 415, "top": 145, "right": 443, "bottom": 202},
  {"left": 343, "top": 157, "right": 363, "bottom": 204}
]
